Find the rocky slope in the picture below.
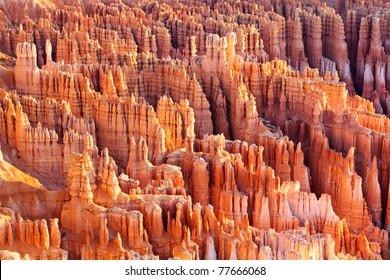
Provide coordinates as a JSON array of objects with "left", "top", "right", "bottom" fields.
[{"left": 0, "top": 0, "right": 389, "bottom": 260}]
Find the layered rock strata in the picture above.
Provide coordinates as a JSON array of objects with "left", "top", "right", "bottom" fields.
[{"left": 0, "top": 0, "right": 389, "bottom": 260}]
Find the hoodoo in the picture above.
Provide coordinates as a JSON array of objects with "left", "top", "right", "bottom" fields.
[{"left": 0, "top": 0, "right": 389, "bottom": 260}]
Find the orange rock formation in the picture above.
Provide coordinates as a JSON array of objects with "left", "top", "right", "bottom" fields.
[{"left": 0, "top": 0, "right": 389, "bottom": 260}]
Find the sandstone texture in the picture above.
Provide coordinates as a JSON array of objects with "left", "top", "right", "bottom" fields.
[{"left": 0, "top": 0, "right": 389, "bottom": 260}]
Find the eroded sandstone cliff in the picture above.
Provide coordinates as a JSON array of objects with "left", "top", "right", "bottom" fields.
[{"left": 0, "top": 0, "right": 389, "bottom": 260}]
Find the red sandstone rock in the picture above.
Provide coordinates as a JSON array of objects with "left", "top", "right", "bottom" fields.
[{"left": 0, "top": 0, "right": 389, "bottom": 261}]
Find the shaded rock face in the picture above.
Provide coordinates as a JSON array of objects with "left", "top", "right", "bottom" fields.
[{"left": 0, "top": 0, "right": 389, "bottom": 261}]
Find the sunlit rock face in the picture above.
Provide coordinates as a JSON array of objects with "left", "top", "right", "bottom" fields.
[{"left": 0, "top": 0, "right": 389, "bottom": 260}]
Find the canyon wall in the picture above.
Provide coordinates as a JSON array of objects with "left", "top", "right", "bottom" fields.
[{"left": 0, "top": 0, "right": 389, "bottom": 260}]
